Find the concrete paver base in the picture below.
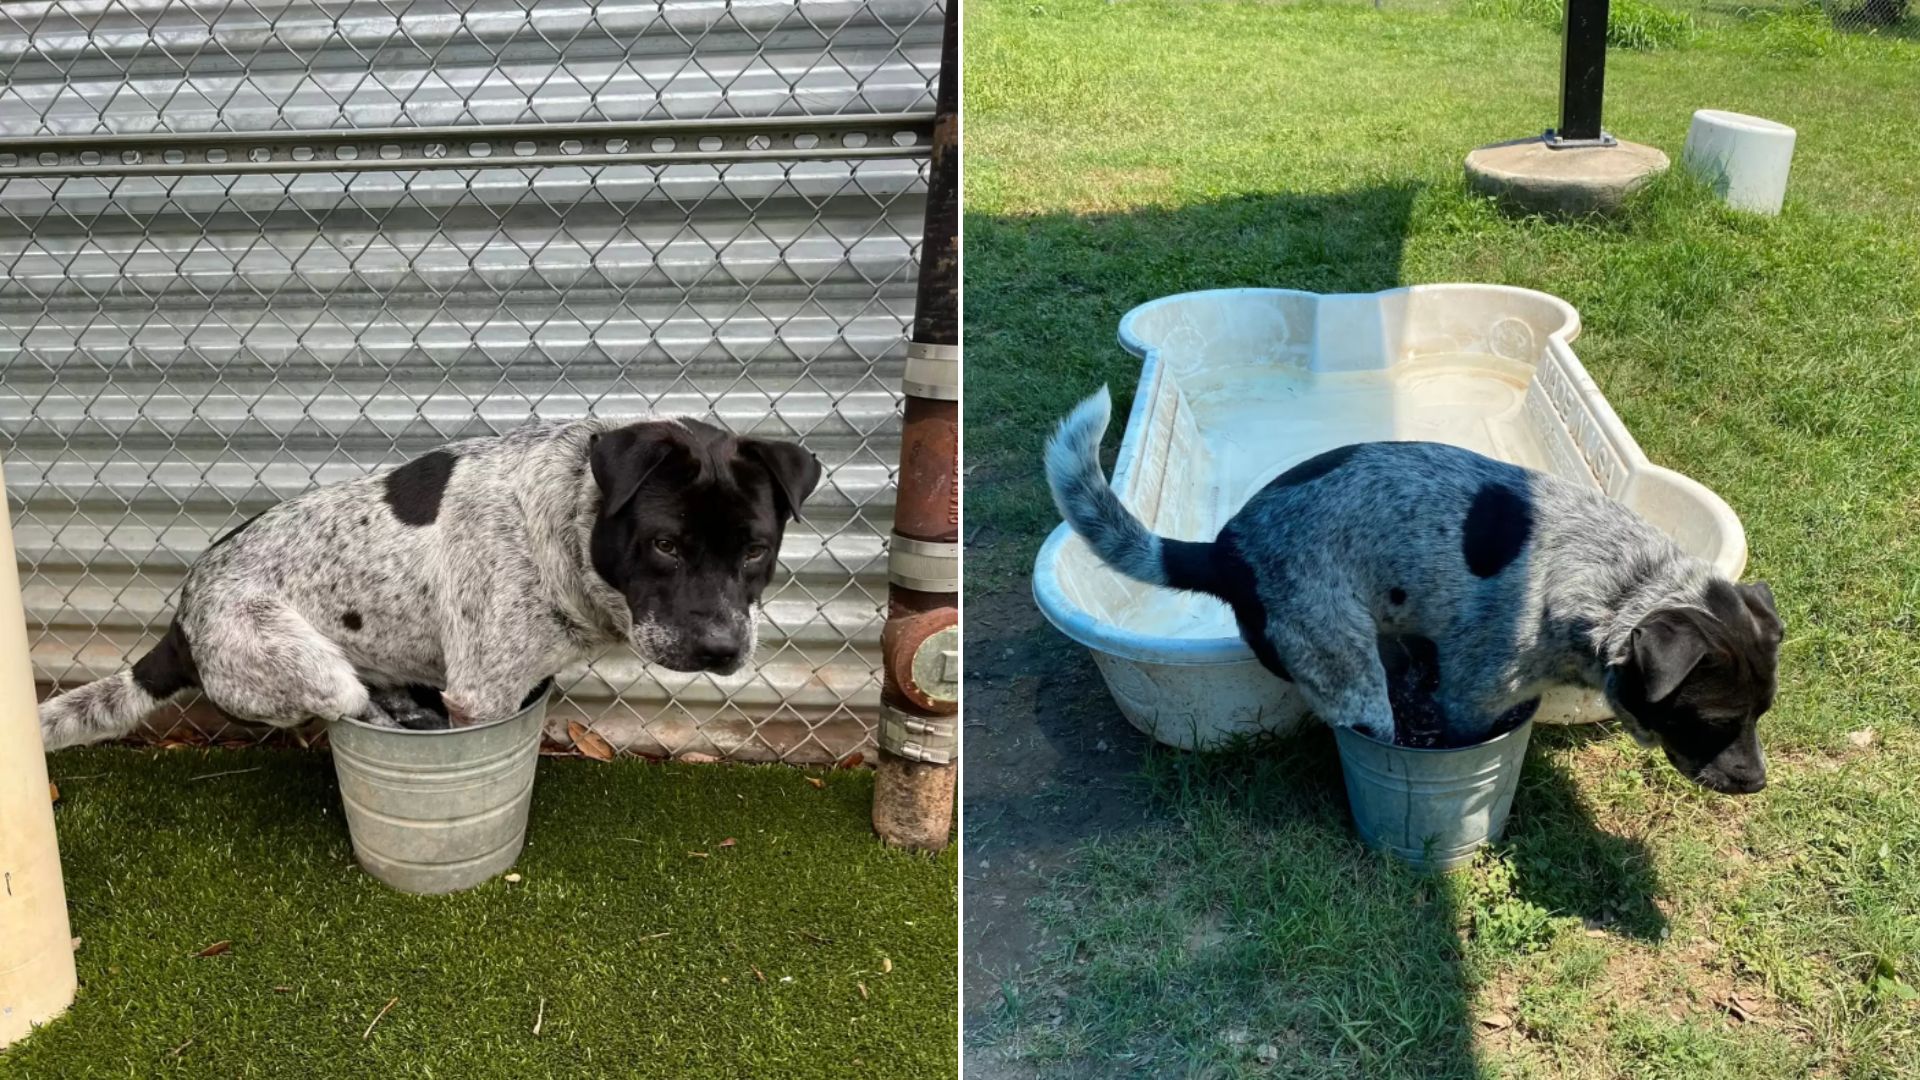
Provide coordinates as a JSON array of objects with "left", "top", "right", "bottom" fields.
[{"left": 1465, "top": 137, "right": 1670, "bottom": 218}]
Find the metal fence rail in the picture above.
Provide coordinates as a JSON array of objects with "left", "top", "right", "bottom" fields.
[{"left": 1, "top": 0, "right": 940, "bottom": 764}]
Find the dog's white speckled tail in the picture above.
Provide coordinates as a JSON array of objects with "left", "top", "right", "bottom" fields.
[
  {"left": 38, "top": 671, "right": 167, "bottom": 751},
  {"left": 1044, "top": 388, "right": 1175, "bottom": 588}
]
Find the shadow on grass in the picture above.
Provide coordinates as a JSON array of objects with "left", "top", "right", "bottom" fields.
[
  {"left": 1146, "top": 724, "right": 1666, "bottom": 946},
  {"left": 1508, "top": 726, "right": 1668, "bottom": 942},
  {"left": 985, "top": 720, "right": 1666, "bottom": 1077}
]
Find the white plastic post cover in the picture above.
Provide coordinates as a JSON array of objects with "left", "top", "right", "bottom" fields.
[
  {"left": 0, "top": 462, "right": 77, "bottom": 1047},
  {"left": 1683, "top": 109, "right": 1797, "bottom": 216}
]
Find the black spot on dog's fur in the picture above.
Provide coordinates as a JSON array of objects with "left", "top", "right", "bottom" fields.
[
  {"left": 1161, "top": 539, "right": 1216, "bottom": 594},
  {"left": 131, "top": 620, "right": 200, "bottom": 699},
  {"left": 341, "top": 611, "right": 363, "bottom": 631},
  {"left": 1389, "top": 587, "right": 1408, "bottom": 606},
  {"left": 1214, "top": 533, "right": 1292, "bottom": 682},
  {"left": 1267, "top": 444, "right": 1361, "bottom": 491},
  {"left": 1462, "top": 482, "right": 1532, "bottom": 578},
  {"left": 384, "top": 450, "right": 457, "bottom": 526}
]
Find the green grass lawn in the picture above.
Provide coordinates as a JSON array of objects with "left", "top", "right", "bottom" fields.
[
  {"left": 4, "top": 750, "right": 956, "bottom": 1078},
  {"left": 964, "top": 0, "right": 1920, "bottom": 1075}
]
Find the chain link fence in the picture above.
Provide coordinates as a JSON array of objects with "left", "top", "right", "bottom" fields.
[
  {"left": 0, "top": 0, "right": 942, "bottom": 764},
  {"left": 1822, "top": 0, "right": 1913, "bottom": 31}
]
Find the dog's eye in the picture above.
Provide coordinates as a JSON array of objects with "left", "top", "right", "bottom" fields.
[
  {"left": 744, "top": 543, "right": 770, "bottom": 562},
  {"left": 653, "top": 538, "right": 679, "bottom": 558}
]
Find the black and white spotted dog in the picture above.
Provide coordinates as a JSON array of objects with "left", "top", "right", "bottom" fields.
[
  {"left": 39, "top": 417, "right": 821, "bottom": 749},
  {"left": 1046, "top": 388, "right": 1782, "bottom": 794}
]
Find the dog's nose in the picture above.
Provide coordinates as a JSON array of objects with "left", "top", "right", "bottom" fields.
[
  {"left": 1713, "top": 764, "right": 1767, "bottom": 795},
  {"left": 692, "top": 629, "right": 743, "bottom": 670}
]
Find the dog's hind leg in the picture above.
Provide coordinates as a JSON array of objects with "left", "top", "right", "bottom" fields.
[
  {"left": 1268, "top": 599, "right": 1397, "bottom": 742},
  {"left": 190, "top": 596, "right": 376, "bottom": 728}
]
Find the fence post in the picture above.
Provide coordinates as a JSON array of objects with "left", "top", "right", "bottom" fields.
[
  {"left": 872, "top": 1, "right": 959, "bottom": 852},
  {"left": 0, "top": 462, "right": 77, "bottom": 1047},
  {"left": 1549, "top": 0, "right": 1615, "bottom": 147}
]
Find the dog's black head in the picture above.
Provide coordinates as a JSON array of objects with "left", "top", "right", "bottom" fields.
[
  {"left": 587, "top": 419, "right": 822, "bottom": 675},
  {"left": 1606, "top": 580, "right": 1783, "bottom": 795}
]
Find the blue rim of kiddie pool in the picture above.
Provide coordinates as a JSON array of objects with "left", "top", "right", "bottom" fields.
[{"left": 331, "top": 677, "right": 555, "bottom": 736}]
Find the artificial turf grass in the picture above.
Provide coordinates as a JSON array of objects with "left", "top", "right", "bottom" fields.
[{"left": 4, "top": 748, "right": 956, "bottom": 1078}]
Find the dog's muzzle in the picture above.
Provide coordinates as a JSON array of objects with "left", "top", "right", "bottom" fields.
[
  {"left": 638, "top": 613, "right": 754, "bottom": 675},
  {"left": 689, "top": 625, "right": 747, "bottom": 673}
]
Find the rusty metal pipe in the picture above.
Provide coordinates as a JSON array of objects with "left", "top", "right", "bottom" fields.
[{"left": 872, "top": 0, "right": 959, "bottom": 852}]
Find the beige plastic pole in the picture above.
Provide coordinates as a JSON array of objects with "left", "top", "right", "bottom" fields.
[{"left": 0, "top": 463, "right": 77, "bottom": 1046}]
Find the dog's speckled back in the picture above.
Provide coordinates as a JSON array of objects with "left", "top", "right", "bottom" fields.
[{"left": 1223, "top": 440, "right": 1710, "bottom": 728}]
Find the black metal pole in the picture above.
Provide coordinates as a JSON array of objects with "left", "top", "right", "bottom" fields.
[
  {"left": 1552, "top": 0, "right": 1612, "bottom": 146},
  {"left": 910, "top": 4, "right": 958, "bottom": 350}
]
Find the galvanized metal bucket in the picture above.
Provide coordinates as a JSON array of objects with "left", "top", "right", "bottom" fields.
[
  {"left": 1333, "top": 717, "right": 1535, "bottom": 872},
  {"left": 329, "top": 681, "right": 552, "bottom": 895}
]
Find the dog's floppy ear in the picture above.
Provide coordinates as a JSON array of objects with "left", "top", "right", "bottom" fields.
[
  {"left": 1630, "top": 609, "right": 1713, "bottom": 703},
  {"left": 1739, "top": 580, "right": 1783, "bottom": 648},
  {"left": 589, "top": 424, "right": 684, "bottom": 516},
  {"left": 740, "top": 439, "right": 823, "bottom": 522}
]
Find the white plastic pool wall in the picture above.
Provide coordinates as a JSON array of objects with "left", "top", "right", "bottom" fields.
[{"left": 1039, "top": 286, "right": 1747, "bottom": 749}]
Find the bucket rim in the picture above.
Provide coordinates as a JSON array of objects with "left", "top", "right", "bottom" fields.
[
  {"left": 1333, "top": 715, "right": 1535, "bottom": 756},
  {"left": 333, "top": 677, "right": 554, "bottom": 737}
]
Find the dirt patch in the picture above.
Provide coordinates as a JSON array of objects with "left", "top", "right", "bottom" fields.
[
  {"left": 1184, "top": 908, "right": 1231, "bottom": 957},
  {"left": 962, "top": 582, "right": 1159, "bottom": 1049}
]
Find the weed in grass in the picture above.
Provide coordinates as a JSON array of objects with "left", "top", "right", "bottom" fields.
[
  {"left": 1463, "top": 854, "right": 1567, "bottom": 956},
  {"left": 1746, "top": 1, "right": 1845, "bottom": 56},
  {"left": 1468, "top": 0, "right": 1698, "bottom": 48}
]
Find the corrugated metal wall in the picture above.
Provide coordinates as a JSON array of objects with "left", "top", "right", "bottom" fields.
[{"left": 0, "top": 0, "right": 940, "bottom": 762}]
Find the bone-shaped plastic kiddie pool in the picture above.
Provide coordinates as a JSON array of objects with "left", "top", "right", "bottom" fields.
[{"left": 1033, "top": 285, "right": 1747, "bottom": 750}]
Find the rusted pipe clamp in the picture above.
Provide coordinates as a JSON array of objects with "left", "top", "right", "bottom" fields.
[
  {"left": 879, "top": 703, "right": 958, "bottom": 765},
  {"left": 903, "top": 341, "right": 960, "bottom": 401},
  {"left": 887, "top": 534, "right": 958, "bottom": 593}
]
